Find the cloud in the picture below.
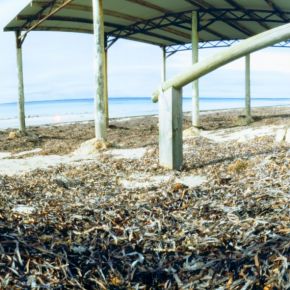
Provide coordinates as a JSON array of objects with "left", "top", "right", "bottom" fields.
[
  {"left": 0, "top": 0, "right": 30, "bottom": 26},
  {"left": 166, "top": 46, "right": 290, "bottom": 74},
  {"left": 224, "top": 49, "right": 290, "bottom": 73}
]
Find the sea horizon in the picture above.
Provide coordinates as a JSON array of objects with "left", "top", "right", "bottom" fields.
[
  {"left": 1, "top": 96, "right": 290, "bottom": 106},
  {"left": 0, "top": 96, "right": 289, "bottom": 129}
]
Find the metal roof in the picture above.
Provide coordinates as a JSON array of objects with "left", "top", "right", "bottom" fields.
[{"left": 4, "top": 0, "right": 290, "bottom": 47}]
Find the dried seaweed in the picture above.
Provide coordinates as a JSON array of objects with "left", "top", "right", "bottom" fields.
[{"left": 0, "top": 110, "right": 289, "bottom": 289}]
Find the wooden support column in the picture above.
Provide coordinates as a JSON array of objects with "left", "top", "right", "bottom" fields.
[
  {"left": 161, "top": 46, "right": 166, "bottom": 82},
  {"left": 192, "top": 11, "right": 200, "bottom": 128},
  {"left": 15, "top": 31, "right": 26, "bottom": 133},
  {"left": 159, "top": 87, "right": 183, "bottom": 170},
  {"left": 245, "top": 54, "right": 252, "bottom": 124},
  {"left": 92, "top": 0, "right": 106, "bottom": 140},
  {"left": 104, "top": 47, "right": 109, "bottom": 127}
]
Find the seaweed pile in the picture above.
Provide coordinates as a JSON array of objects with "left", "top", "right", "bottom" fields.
[{"left": 0, "top": 132, "right": 289, "bottom": 289}]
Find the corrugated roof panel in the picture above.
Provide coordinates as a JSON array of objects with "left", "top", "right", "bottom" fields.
[
  {"left": 274, "top": 0, "right": 290, "bottom": 10},
  {"left": 4, "top": 0, "right": 290, "bottom": 46},
  {"left": 143, "top": 0, "right": 192, "bottom": 12}
]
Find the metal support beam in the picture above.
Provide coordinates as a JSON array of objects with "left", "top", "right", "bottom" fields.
[
  {"left": 185, "top": 0, "right": 254, "bottom": 37},
  {"left": 92, "top": 0, "right": 106, "bottom": 140},
  {"left": 225, "top": 0, "right": 270, "bottom": 30},
  {"left": 20, "top": 0, "right": 74, "bottom": 41},
  {"left": 15, "top": 31, "right": 26, "bottom": 133},
  {"left": 159, "top": 87, "right": 183, "bottom": 170},
  {"left": 264, "top": 0, "right": 289, "bottom": 22},
  {"left": 161, "top": 46, "right": 167, "bottom": 82},
  {"left": 192, "top": 11, "right": 200, "bottom": 128},
  {"left": 245, "top": 54, "right": 252, "bottom": 124}
]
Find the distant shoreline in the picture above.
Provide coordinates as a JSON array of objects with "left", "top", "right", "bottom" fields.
[
  {"left": 1, "top": 96, "right": 290, "bottom": 106},
  {"left": 0, "top": 104, "right": 289, "bottom": 131}
]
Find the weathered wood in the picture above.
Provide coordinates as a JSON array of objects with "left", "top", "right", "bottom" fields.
[
  {"left": 159, "top": 87, "right": 183, "bottom": 170},
  {"left": 192, "top": 11, "right": 200, "bottom": 128},
  {"left": 245, "top": 54, "right": 252, "bottom": 124},
  {"left": 92, "top": 0, "right": 106, "bottom": 140},
  {"left": 152, "top": 22, "right": 290, "bottom": 101},
  {"left": 15, "top": 31, "right": 26, "bottom": 133},
  {"left": 104, "top": 48, "right": 109, "bottom": 127}
]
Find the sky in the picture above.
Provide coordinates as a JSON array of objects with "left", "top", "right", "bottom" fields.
[{"left": 0, "top": 0, "right": 290, "bottom": 104}]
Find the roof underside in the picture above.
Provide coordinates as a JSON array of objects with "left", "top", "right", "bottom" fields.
[{"left": 4, "top": 0, "right": 290, "bottom": 47}]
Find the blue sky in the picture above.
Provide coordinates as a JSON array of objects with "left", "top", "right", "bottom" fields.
[{"left": 0, "top": 0, "right": 290, "bottom": 104}]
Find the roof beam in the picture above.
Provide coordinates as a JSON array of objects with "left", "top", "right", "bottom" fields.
[
  {"left": 108, "top": 11, "right": 193, "bottom": 43},
  {"left": 122, "top": 1, "right": 191, "bottom": 40},
  {"left": 107, "top": 20, "right": 186, "bottom": 44},
  {"left": 18, "top": 15, "right": 92, "bottom": 25},
  {"left": 204, "top": 27, "right": 230, "bottom": 39},
  {"left": 173, "top": 21, "right": 228, "bottom": 41},
  {"left": 33, "top": 1, "right": 91, "bottom": 12},
  {"left": 105, "top": 10, "right": 141, "bottom": 23},
  {"left": 19, "top": 4, "right": 190, "bottom": 44},
  {"left": 224, "top": 0, "right": 271, "bottom": 30},
  {"left": 263, "top": 0, "right": 289, "bottom": 22},
  {"left": 6, "top": 0, "right": 290, "bottom": 48},
  {"left": 104, "top": 10, "right": 190, "bottom": 39},
  {"left": 185, "top": 0, "right": 254, "bottom": 36},
  {"left": 20, "top": 0, "right": 73, "bottom": 39},
  {"left": 125, "top": 0, "right": 168, "bottom": 13}
]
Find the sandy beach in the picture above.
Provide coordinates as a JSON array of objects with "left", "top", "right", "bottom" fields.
[{"left": 0, "top": 106, "right": 289, "bottom": 288}]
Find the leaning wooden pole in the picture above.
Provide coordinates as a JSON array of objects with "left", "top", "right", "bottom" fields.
[
  {"left": 152, "top": 22, "right": 290, "bottom": 101},
  {"left": 15, "top": 31, "right": 26, "bottom": 133},
  {"left": 92, "top": 0, "right": 106, "bottom": 140},
  {"left": 192, "top": 11, "right": 200, "bottom": 128},
  {"left": 245, "top": 54, "right": 252, "bottom": 124}
]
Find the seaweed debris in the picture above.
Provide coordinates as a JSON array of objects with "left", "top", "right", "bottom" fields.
[
  {"left": 0, "top": 141, "right": 288, "bottom": 289},
  {"left": 0, "top": 109, "right": 289, "bottom": 289}
]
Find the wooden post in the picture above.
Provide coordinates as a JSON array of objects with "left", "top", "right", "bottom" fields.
[
  {"left": 161, "top": 46, "right": 166, "bottom": 82},
  {"left": 245, "top": 54, "right": 252, "bottom": 124},
  {"left": 15, "top": 31, "right": 26, "bottom": 133},
  {"left": 104, "top": 48, "right": 109, "bottom": 127},
  {"left": 192, "top": 11, "right": 199, "bottom": 128},
  {"left": 159, "top": 87, "right": 183, "bottom": 170},
  {"left": 92, "top": 0, "right": 106, "bottom": 140}
]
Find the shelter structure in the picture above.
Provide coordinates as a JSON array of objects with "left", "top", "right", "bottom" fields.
[{"left": 4, "top": 0, "right": 290, "bottom": 168}]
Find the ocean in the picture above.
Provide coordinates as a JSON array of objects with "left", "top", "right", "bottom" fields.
[{"left": 0, "top": 97, "right": 289, "bottom": 129}]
